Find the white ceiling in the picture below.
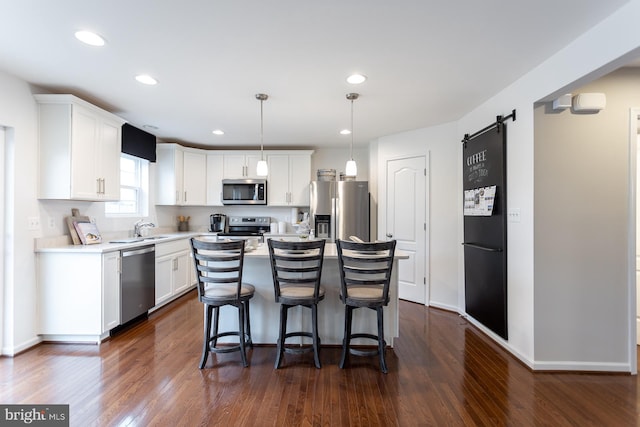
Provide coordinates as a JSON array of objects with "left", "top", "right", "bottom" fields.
[{"left": 0, "top": 1, "right": 631, "bottom": 149}]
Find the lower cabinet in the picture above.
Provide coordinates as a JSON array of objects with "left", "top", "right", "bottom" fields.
[
  {"left": 154, "top": 239, "right": 197, "bottom": 309},
  {"left": 37, "top": 251, "right": 121, "bottom": 343},
  {"left": 36, "top": 237, "right": 197, "bottom": 343}
]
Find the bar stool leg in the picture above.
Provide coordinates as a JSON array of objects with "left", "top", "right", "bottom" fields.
[
  {"left": 339, "top": 305, "right": 353, "bottom": 369},
  {"left": 275, "top": 304, "right": 288, "bottom": 369},
  {"left": 212, "top": 306, "right": 220, "bottom": 347},
  {"left": 377, "top": 306, "right": 387, "bottom": 373},
  {"left": 244, "top": 301, "right": 253, "bottom": 348},
  {"left": 200, "top": 304, "right": 214, "bottom": 369},
  {"left": 238, "top": 303, "right": 248, "bottom": 367},
  {"left": 312, "top": 303, "right": 321, "bottom": 369}
]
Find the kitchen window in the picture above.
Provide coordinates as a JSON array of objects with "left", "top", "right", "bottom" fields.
[{"left": 105, "top": 154, "right": 149, "bottom": 216}]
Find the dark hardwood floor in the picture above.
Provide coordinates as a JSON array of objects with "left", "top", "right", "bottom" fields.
[{"left": 1, "top": 290, "right": 638, "bottom": 426}]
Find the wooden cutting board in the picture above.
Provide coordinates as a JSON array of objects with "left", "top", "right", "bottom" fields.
[{"left": 66, "top": 208, "right": 90, "bottom": 245}]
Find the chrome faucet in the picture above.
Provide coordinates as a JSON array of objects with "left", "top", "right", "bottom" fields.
[{"left": 134, "top": 219, "right": 156, "bottom": 237}]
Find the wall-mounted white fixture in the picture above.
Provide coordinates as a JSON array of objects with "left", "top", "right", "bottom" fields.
[
  {"left": 572, "top": 93, "right": 606, "bottom": 112},
  {"left": 345, "top": 93, "right": 359, "bottom": 177},
  {"left": 255, "top": 93, "right": 269, "bottom": 177},
  {"left": 552, "top": 94, "right": 572, "bottom": 110}
]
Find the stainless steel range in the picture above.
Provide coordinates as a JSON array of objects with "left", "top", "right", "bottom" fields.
[{"left": 216, "top": 216, "right": 270, "bottom": 242}]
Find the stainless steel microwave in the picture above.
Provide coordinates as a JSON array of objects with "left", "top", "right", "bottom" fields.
[{"left": 221, "top": 179, "right": 267, "bottom": 205}]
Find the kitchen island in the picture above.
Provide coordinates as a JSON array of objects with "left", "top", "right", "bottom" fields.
[
  {"left": 216, "top": 241, "right": 408, "bottom": 346},
  {"left": 35, "top": 233, "right": 407, "bottom": 347}
]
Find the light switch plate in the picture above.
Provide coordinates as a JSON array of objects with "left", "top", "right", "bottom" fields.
[{"left": 507, "top": 208, "right": 521, "bottom": 223}]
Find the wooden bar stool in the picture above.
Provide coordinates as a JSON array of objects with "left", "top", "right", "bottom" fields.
[
  {"left": 267, "top": 239, "right": 326, "bottom": 369},
  {"left": 336, "top": 239, "right": 396, "bottom": 373},
  {"left": 190, "top": 238, "right": 254, "bottom": 368}
]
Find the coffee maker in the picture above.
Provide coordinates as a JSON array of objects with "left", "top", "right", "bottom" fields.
[{"left": 209, "top": 214, "right": 228, "bottom": 233}]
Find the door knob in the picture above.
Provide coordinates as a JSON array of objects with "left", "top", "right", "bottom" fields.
[{"left": 386, "top": 233, "right": 393, "bottom": 238}]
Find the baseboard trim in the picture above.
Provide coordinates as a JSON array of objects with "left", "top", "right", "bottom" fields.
[{"left": 2, "top": 336, "right": 42, "bottom": 356}]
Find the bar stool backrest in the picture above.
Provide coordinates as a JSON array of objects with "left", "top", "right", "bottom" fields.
[
  {"left": 267, "top": 239, "right": 326, "bottom": 304},
  {"left": 336, "top": 239, "right": 397, "bottom": 307},
  {"left": 190, "top": 239, "right": 246, "bottom": 302}
]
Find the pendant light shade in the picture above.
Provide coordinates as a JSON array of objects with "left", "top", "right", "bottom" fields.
[
  {"left": 256, "top": 93, "right": 269, "bottom": 177},
  {"left": 345, "top": 93, "right": 359, "bottom": 177}
]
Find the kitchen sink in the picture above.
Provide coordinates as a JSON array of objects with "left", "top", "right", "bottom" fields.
[{"left": 109, "top": 235, "right": 169, "bottom": 244}]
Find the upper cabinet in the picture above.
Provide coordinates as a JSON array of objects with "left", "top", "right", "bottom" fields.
[
  {"left": 35, "top": 94, "right": 125, "bottom": 201},
  {"left": 206, "top": 153, "right": 224, "bottom": 206},
  {"left": 223, "top": 151, "right": 262, "bottom": 179},
  {"left": 267, "top": 151, "right": 313, "bottom": 206},
  {"left": 156, "top": 145, "right": 313, "bottom": 206},
  {"left": 156, "top": 144, "right": 207, "bottom": 205}
]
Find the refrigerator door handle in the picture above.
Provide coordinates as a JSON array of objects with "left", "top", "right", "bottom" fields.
[{"left": 332, "top": 197, "right": 338, "bottom": 241}]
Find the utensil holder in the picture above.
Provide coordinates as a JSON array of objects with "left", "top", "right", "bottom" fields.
[{"left": 178, "top": 221, "right": 189, "bottom": 231}]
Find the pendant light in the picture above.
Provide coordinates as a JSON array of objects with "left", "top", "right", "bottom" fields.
[
  {"left": 345, "top": 93, "right": 359, "bottom": 177},
  {"left": 256, "top": 93, "right": 269, "bottom": 177}
]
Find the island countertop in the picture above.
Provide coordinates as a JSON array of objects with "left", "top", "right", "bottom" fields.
[{"left": 218, "top": 240, "right": 407, "bottom": 346}]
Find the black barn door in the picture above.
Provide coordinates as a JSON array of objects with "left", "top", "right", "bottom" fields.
[{"left": 463, "top": 122, "right": 508, "bottom": 339}]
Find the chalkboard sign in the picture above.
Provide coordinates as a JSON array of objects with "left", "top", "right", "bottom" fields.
[{"left": 463, "top": 121, "right": 508, "bottom": 339}]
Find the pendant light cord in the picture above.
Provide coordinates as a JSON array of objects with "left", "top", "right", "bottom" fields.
[
  {"left": 260, "top": 98, "right": 264, "bottom": 161},
  {"left": 350, "top": 98, "right": 354, "bottom": 160}
]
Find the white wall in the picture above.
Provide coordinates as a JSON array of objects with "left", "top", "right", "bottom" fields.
[
  {"left": 0, "top": 72, "right": 40, "bottom": 354},
  {"left": 457, "top": 0, "right": 640, "bottom": 370},
  {"left": 377, "top": 122, "right": 459, "bottom": 310},
  {"left": 310, "top": 147, "right": 369, "bottom": 182},
  {"left": 534, "top": 68, "right": 640, "bottom": 370}
]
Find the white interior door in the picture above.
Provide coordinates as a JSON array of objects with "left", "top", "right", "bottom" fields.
[{"left": 386, "top": 156, "right": 427, "bottom": 304}]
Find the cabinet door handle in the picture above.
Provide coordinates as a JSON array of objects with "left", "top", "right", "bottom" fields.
[
  {"left": 184, "top": 191, "right": 187, "bottom": 203},
  {"left": 96, "top": 178, "right": 101, "bottom": 194},
  {"left": 176, "top": 191, "right": 179, "bottom": 204},
  {"left": 173, "top": 258, "right": 178, "bottom": 270},
  {"left": 101, "top": 178, "right": 105, "bottom": 194}
]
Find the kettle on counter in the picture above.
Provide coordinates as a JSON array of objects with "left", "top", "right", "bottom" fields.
[{"left": 209, "top": 214, "right": 227, "bottom": 233}]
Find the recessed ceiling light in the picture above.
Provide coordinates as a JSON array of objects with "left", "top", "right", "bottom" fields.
[
  {"left": 135, "top": 74, "right": 158, "bottom": 85},
  {"left": 74, "top": 30, "right": 105, "bottom": 46},
  {"left": 212, "top": 129, "right": 225, "bottom": 135},
  {"left": 340, "top": 129, "right": 351, "bottom": 135},
  {"left": 346, "top": 74, "right": 367, "bottom": 84},
  {"left": 143, "top": 124, "right": 158, "bottom": 130}
]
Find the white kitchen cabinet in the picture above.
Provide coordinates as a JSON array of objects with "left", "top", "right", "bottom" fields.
[
  {"left": 154, "top": 239, "right": 196, "bottom": 309},
  {"left": 102, "top": 251, "right": 121, "bottom": 332},
  {"left": 223, "top": 151, "right": 262, "bottom": 179},
  {"left": 37, "top": 250, "right": 121, "bottom": 342},
  {"left": 156, "top": 144, "right": 207, "bottom": 205},
  {"left": 35, "top": 94, "right": 125, "bottom": 201},
  {"left": 206, "top": 153, "right": 224, "bottom": 205},
  {"left": 267, "top": 151, "right": 313, "bottom": 206}
]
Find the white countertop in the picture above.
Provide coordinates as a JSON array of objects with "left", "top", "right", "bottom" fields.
[
  {"left": 34, "top": 232, "right": 208, "bottom": 253},
  {"left": 35, "top": 232, "right": 409, "bottom": 259}
]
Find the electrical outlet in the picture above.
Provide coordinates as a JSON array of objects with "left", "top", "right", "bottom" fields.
[
  {"left": 48, "top": 217, "right": 56, "bottom": 229},
  {"left": 28, "top": 216, "right": 40, "bottom": 230}
]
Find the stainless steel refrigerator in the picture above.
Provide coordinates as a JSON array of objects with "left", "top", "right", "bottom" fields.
[{"left": 309, "top": 180, "right": 369, "bottom": 242}]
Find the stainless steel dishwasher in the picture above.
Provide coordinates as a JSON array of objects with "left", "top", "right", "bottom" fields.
[{"left": 120, "top": 245, "right": 156, "bottom": 324}]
